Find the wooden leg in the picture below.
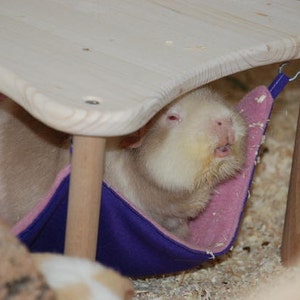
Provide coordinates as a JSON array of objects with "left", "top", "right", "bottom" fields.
[
  {"left": 281, "top": 106, "right": 300, "bottom": 267},
  {"left": 64, "top": 135, "right": 106, "bottom": 259}
]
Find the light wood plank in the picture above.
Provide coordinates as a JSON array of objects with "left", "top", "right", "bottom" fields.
[
  {"left": 64, "top": 136, "right": 105, "bottom": 259},
  {"left": 0, "top": 0, "right": 299, "bottom": 136}
]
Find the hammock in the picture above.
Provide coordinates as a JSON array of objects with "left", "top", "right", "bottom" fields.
[
  {"left": 13, "top": 64, "right": 300, "bottom": 277},
  {"left": 9, "top": 85, "right": 272, "bottom": 276}
]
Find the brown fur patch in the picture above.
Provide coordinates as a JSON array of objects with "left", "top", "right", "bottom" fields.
[
  {"left": 0, "top": 97, "right": 69, "bottom": 225},
  {"left": 93, "top": 269, "right": 134, "bottom": 300},
  {"left": 55, "top": 282, "right": 91, "bottom": 300}
]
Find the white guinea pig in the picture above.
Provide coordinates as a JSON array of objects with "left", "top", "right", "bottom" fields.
[
  {"left": 104, "top": 87, "right": 247, "bottom": 239},
  {"left": 0, "top": 87, "right": 247, "bottom": 239}
]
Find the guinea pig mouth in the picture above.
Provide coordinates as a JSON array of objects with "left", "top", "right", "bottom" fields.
[{"left": 214, "top": 144, "right": 232, "bottom": 158}]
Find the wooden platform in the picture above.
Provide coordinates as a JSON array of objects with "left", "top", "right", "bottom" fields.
[
  {"left": 1, "top": 0, "right": 300, "bottom": 263},
  {"left": 1, "top": 0, "right": 300, "bottom": 136}
]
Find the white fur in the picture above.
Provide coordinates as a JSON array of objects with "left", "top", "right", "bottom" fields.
[
  {"left": 36, "top": 255, "right": 125, "bottom": 300},
  {"left": 0, "top": 88, "right": 246, "bottom": 239},
  {"left": 105, "top": 87, "right": 247, "bottom": 238}
]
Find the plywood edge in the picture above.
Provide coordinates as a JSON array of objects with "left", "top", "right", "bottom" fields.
[{"left": 1, "top": 37, "right": 299, "bottom": 137}]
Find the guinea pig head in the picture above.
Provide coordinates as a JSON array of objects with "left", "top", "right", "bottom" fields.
[{"left": 123, "top": 88, "right": 247, "bottom": 194}]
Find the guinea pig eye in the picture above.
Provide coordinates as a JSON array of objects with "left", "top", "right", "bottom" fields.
[
  {"left": 168, "top": 115, "right": 177, "bottom": 121},
  {"left": 167, "top": 113, "right": 181, "bottom": 122}
]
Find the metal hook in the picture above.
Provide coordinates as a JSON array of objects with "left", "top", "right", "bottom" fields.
[
  {"left": 268, "top": 62, "right": 300, "bottom": 99},
  {"left": 290, "top": 71, "right": 300, "bottom": 82},
  {"left": 279, "top": 62, "right": 300, "bottom": 82}
]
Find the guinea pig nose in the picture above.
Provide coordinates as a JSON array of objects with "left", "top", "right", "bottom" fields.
[
  {"left": 212, "top": 117, "right": 236, "bottom": 158},
  {"left": 215, "top": 144, "right": 232, "bottom": 158},
  {"left": 213, "top": 118, "right": 235, "bottom": 143},
  {"left": 215, "top": 117, "right": 233, "bottom": 128}
]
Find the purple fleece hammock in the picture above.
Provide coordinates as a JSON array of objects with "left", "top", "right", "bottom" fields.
[{"left": 12, "top": 86, "right": 274, "bottom": 277}]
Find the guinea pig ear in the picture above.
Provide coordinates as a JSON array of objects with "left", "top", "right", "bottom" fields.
[{"left": 119, "top": 127, "right": 147, "bottom": 149}]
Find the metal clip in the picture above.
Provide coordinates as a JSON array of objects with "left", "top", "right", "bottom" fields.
[
  {"left": 279, "top": 62, "right": 300, "bottom": 82},
  {"left": 268, "top": 62, "right": 300, "bottom": 99}
]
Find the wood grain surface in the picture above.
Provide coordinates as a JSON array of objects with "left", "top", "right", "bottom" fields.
[
  {"left": 0, "top": 0, "right": 299, "bottom": 136},
  {"left": 65, "top": 136, "right": 105, "bottom": 259}
]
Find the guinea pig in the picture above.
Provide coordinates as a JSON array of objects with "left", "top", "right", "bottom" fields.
[
  {"left": 104, "top": 87, "right": 247, "bottom": 239},
  {"left": 0, "top": 95, "right": 70, "bottom": 226},
  {"left": 0, "top": 215, "right": 133, "bottom": 300},
  {"left": 0, "top": 87, "right": 246, "bottom": 240},
  {"left": 33, "top": 254, "right": 134, "bottom": 300}
]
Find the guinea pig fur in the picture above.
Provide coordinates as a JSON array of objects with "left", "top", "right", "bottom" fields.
[
  {"left": 33, "top": 254, "right": 134, "bottom": 300},
  {"left": 0, "top": 88, "right": 247, "bottom": 240},
  {"left": 104, "top": 87, "right": 247, "bottom": 239},
  {"left": 0, "top": 96, "right": 70, "bottom": 226}
]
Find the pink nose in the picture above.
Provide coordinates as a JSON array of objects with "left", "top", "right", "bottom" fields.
[{"left": 213, "top": 118, "right": 235, "bottom": 158}]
